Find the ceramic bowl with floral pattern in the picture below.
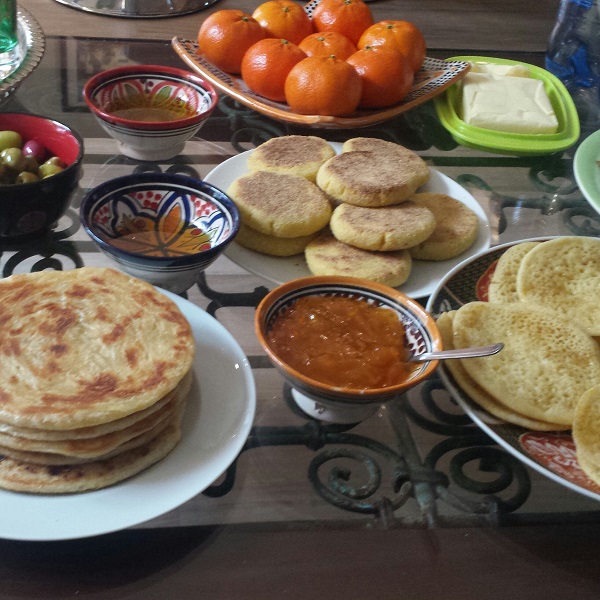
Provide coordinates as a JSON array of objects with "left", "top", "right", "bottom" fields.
[
  {"left": 80, "top": 172, "right": 240, "bottom": 293},
  {"left": 83, "top": 64, "right": 217, "bottom": 161},
  {"left": 255, "top": 276, "right": 442, "bottom": 423}
]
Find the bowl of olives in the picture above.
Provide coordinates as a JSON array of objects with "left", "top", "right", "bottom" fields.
[{"left": 0, "top": 112, "right": 83, "bottom": 241}]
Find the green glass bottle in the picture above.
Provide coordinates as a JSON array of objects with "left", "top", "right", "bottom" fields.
[{"left": 0, "top": 0, "right": 17, "bottom": 55}]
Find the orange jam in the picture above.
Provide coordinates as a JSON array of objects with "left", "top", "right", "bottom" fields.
[{"left": 267, "top": 295, "right": 410, "bottom": 390}]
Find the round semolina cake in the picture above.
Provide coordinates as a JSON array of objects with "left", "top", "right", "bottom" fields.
[
  {"left": 227, "top": 170, "right": 332, "bottom": 238},
  {"left": 407, "top": 192, "right": 479, "bottom": 261},
  {"left": 305, "top": 230, "right": 412, "bottom": 287},
  {"left": 316, "top": 150, "right": 430, "bottom": 208},
  {"left": 247, "top": 135, "right": 336, "bottom": 182},
  {"left": 235, "top": 221, "right": 320, "bottom": 257},
  {"left": 329, "top": 201, "right": 436, "bottom": 251}
]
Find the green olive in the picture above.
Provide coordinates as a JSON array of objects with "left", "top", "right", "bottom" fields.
[
  {"left": 16, "top": 171, "right": 39, "bottom": 184},
  {"left": 0, "top": 147, "right": 25, "bottom": 172},
  {"left": 43, "top": 156, "right": 65, "bottom": 168},
  {"left": 0, "top": 131, "right": 22, "bottom": 152},
  {"left": 38, "top": 163, "right": 64, "bottom": 178},
  {"left": 0, "top": 164, "right": 12, "bottom": 184},
  {"left": 22, "top": 155, "right": 39, "bottom": 173}
]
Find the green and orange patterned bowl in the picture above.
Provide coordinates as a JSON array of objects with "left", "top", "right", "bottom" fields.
[{"left": 80, "top": 172, "right": 240, "bottom": 293}]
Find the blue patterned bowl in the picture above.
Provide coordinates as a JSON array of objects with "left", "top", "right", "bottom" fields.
[
  {"left": 255, "top": 276, "right": 442, "bottom": 423},
  {"left": 80, "top": 172, "right": 240, "bottom": 293}
]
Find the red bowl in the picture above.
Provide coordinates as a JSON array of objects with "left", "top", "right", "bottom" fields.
[{"left": 0, "top": 112, "right": 83, "bottom": 241}]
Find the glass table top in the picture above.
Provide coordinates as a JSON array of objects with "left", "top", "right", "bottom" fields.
[{"left": 1, "top": 29, "right": 600, "bottom": 599}]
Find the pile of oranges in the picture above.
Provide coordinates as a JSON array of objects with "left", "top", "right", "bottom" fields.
[{"left": 196, "top": 0, "right": 426, "bottom": 117}]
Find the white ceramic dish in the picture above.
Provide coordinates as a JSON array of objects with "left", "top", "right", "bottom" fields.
[
  {"left": 426, "top": 238, "right": 600, "bottom": 503},
  {"left": 204, "top": 143, "right": 492, "bottom": 299},
  {"left": 0, "top": 290, "right": 256, "bottom": 541},
  {"left": 574, "top": 129, "right": 600, "bottom": 216}
]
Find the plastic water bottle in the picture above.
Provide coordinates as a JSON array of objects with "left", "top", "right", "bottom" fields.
[{"left": 545, "top": 0, "right": 600, "bottom": 137}]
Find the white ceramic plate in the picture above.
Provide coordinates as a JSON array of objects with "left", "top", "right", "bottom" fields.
[
  {"left": 426, "top": 238, "right": 600, "bottom": 503},
  {"left": 0, "top": 291, "right": 256, "bottom": 541},
  {"left": 205, "top": 144, "right": 492, "bottom": 299},
  {"left": 574, "top": 129, "right": 600, "bottom": 216}
]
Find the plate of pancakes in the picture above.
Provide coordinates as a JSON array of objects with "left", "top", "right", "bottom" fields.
[
  {"left": 172, "top": 36, "right": 470, "bottom": 129},
  {"left": 0, "top": 267, "right": 256, "bottom": 541},
  {"left": 205, "top": 136, "right": 491, "bottom": 299},
  {"left": 427, "top": 236, "right": 600, "bottom": 502}
]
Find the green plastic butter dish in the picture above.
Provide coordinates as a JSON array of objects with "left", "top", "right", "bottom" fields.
[
  {"left": 574, "top": 128, "right": 600, "bottom": 216},
  {"left": 434, "top": 55, "right": 580, "bottom": 155}
]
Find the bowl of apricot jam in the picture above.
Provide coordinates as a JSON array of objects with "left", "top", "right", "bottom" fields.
[
  {"left": 80, "top": 171, "right": 240, "bottom": 293},
  {"left": 255, "top": 276, "right": 443, "bottom": 419},
  {"left": 83, "top": 64, "right": 217, "bottom": 161}
]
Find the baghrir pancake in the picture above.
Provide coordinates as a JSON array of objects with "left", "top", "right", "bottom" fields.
[
  {"left": 0, "top": 267, "right": 196, "bottom": 494},
  {"left": 452, "top": 302, "right": 600, "bottom": 426},
  {"left": 487, "top": 241, "right": 541, "bottom": 303},
  {"left": 436, "top": 311, "right": 566, "bottom": 431},
  {"left": 516, "top": 236, "right": 600, "bottom": 335},
  {"left": 572, "top": 386, "right": 600, "bottom": 487}
]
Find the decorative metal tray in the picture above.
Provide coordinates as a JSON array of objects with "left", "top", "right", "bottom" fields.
[{"left": 0, "top": 8, "right": 45, "bottom": 105}]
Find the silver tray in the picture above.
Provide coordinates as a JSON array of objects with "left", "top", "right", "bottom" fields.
[{"left": 0, "top": 8, "right": 45, "bottom": 105}]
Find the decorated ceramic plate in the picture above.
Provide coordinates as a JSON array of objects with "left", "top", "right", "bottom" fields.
[
  {"left": 426, "top": 238, "right": 600, "bottom": 502},
  {"left": 0, "top": 291, "right": 256, "bottom": 541},
  {"left": 574, "top": 129, "right": 600, "bottom": 216},
  {"left": 171, "top": 37, "right": 469, "bottom": 129},
  {"left": 0, "top": 8, "right": 45, "bottom": 105},
  {"left": 434, "top": 56, "right": 580, "bottom": 156},
  {"left": 204, "top": 142, "right": 492, "bottom": 299}
]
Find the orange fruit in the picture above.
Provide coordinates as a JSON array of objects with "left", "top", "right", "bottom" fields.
[
  {"left": 298, "top": 31, "right": 357, "bottom": 60},
  {"left": 347, "top": 45, "right": 414, "bottom": 108},
  {"left": 357, "top": 20, "right": 426, "bottom": 73},
  {"left": 197, "top": 9, "right": 266, "bottom": 74},
  {"left": 311, "top": 0, "right": 374, "bottom": 47},
  {"left": 284, "top": 55, "right": 362, "bottom": 116},
  {"left": 252, "top": 0, "right": 314, "bottom": 45},
  {"left": 241, "top": 38, "right": 307, "bottom": 102}
]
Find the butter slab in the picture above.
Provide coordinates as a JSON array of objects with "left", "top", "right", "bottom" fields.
[{"left": 461, "top": 72, "right": 559, "bottom": 134}]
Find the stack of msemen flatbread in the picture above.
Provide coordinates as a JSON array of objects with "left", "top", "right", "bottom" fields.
[
  {"left": 438, "top": 236, "right": 600, "bottom": 486},
  {"left": 0, "top": 267, "right": 195, "bottom": 494}
]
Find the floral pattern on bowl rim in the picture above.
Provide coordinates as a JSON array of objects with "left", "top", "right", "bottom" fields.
[
  {"left": 90, "top": 72, "right": 213, "bottom": 128},
  {"left": 92, "top": 185, "right": 232, "bottom": 258}
]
